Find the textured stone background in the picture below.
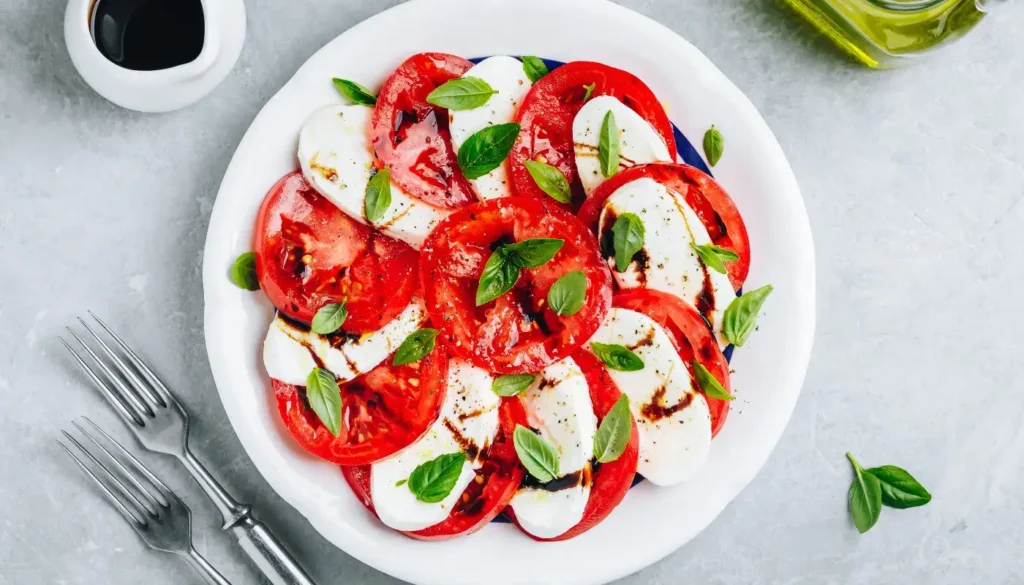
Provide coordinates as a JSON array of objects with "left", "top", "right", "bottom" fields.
[{"left": 2, "top": 0, "right": 1023, "bottom": 583}]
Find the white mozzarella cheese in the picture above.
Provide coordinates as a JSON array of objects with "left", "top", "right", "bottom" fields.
[
  {"left": 370, "top": 360, "right": 501, "bottom": 531},
  {"left": 509, "top": 358, "right": 597, "bottom": 539},
  {"left": 262, "top": 298, "right": 428, "bottom": 386},
  {"left": 572, "top": 96, "right": 673, "bottom": 195},
  {"left": 297, "top": 104, "right": 447, "bottom": 249},
  {"left": 588, "top": 308, "right": 711, "bottom": 486},
  {"left": 448, "top": 56, "right": 533, "bottom": 201},
  {"left": 599, "top": 177, "right": 736, "bottom": 343}
]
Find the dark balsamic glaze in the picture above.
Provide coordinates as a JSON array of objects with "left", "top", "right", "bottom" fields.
[
  {"left": 91, "top": 0, "right": 205, "bottom": 71},
  {"left": 521, "top": 465, "right": 592, "bottom": 493}
]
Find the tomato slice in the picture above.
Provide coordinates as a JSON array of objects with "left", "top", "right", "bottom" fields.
[
  {"left": 371, "top": 53, "right": 476, "bottom": 210},
  {"left": 511, "top": 61, "right": 676, "bottom": 209},
  {"left": 254, "top": 171, "right": 420, "bottom": 333},
  {"left": 613, "top": 289, "right": 731, "bottom": 437},
  {"left": 579, "top": 163, "right": 751, "bottom": 290},
  {"left": 420, "top": 197, "right": 612, "bottom": 374},
  {"left": 504, "top": 350, "right": 640, "bottom": 541},
  {"left": 342, "top": 397, "right": 527, "bottom": 540},
  {"left": 272, "top": 344, "right": 447, "bottom": 465}
]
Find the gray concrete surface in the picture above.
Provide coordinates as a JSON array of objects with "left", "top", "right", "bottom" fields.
[{"left": 2, "top": 0, "right": 1023, "bottom": 583}]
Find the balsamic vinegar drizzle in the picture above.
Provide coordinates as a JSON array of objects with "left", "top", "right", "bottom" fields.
[{"left": 91, "top": 0, "right": 205, "bottom": 71}]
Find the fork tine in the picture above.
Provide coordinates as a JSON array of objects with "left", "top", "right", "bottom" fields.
[
  {"left": 59, "top": 431, "right": 155, "bottom": 521},
  {"left": 73, "top": 420, "right": 169, "bottom": 510},
  {"left": 66, "top": 328, "right": 153, "bottom": 420},
  {"left": 77, "top": 317, "right": 165, "bottom": 410},
  {"left": 88, "top": 311, "right": 175, "bottom": 405},
  {"left": 61, "top": 337, "right": 142, "bottom": 427},
  {"left": 80, "top": 417, "right": 174, "bottom": 505},
  {"left": 58, "top": 439, "right": 146, "bottom": 528}
]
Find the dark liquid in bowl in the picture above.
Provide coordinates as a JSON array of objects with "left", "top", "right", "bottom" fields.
[{"left": 91, "top": 0, "right": 205, "bottom": 71}]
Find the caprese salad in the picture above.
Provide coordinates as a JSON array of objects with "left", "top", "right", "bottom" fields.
[{"left": 231, "top": 53, "right": 774, "bottom": 542}]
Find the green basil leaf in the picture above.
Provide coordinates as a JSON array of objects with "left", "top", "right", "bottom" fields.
[
  {"left": 504, "top": 238, "right": 564, "bottom": 268},
  {"left": 492, "top": 374, "right": 536, "bottom": 397},
  {"left": 230, "top": 252, "right": 260, "bottom": 291},
  {"left": 547, "top": 271, "right": 587, "bottom": 316},
  {"left": 457, "top": 123, "right": 521, "bottom": 180},
  {"left": 305, "top": 368, "right": 342, "bottom": 437},
  {"left": 599, "top": 110, "right": 620, "bottom": 178},
  {"left": 310, "top": 302, "right": 348, "bottom": 335},
  {"left": 703, "top": 124, "right": 724, "bottom": 167},
  {"left": 364, "top": 167, "right": 392, "bottom": 223},
  {"left": 395, "top": 479, "right": 407, "bottom": 487},
  {"left": 520, "top": 56, "right": 549, "bottom": 83},
  {"left": 590, "top": 342, "right": 644, "bottom": 372},
  {"left": 332, "top": 78, "right": 377, "bottom": 106},
  {"left": 692, "top": 361, "right": 734, "bottom": 401},
  {"left": 722, "top": 284, "right": 774, "bottom": 347},
  {"left": 513, "top": 425, "right": 559, "bottom": 483},
  {"left": 393, "top": 329, "right": 439, "bottom": 366},
  {"left": 523, "top": 160, "right": 572, "bottom": 204},
  {"left": 593, "top": 394, "right": 632, "bottom": 463},
  {"left": 582, "top": 82, "right": 596, "bottom": 102},
  {"left": 426, "top": 76, "right": 498, "bottom": 110},
  {"left": 405, "top": 452, "right": 467, "bottom": 503},
  {"left": 866, "top": 466, "right": 932, "bottom": 509},
  {"left": 611, "top": 213, "right": 644, "bottom": 273},
  {"left": 476, "top": 250, "right": 521, "bottom": 305},
  {"left": 691, "top": 243, "right": 739, "bottom": 275},
  {"left": 847, "top": 453, "right": 882, "bottom": 534}
]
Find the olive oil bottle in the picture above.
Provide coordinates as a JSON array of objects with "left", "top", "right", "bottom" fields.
[{"left": 781, "top": 0, "right": 1004, "bottom": 68}]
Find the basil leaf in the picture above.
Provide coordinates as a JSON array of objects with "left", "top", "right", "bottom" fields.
[
  {"left": 332, "top": 78, "right": 377, "bottom": 106},
  {"left": 523, "top": 160, "right": 571, "bottom": 204},
  {"left": 599, "top": 110, "right": 620, "bottom": 178},
  {"left": 593, "top": 394, "right": 632, "bottom": 463},
  {"left": 590, "top": 342, "right": 644, "bottom": 372},
  {"left": 703, "top": 124, "right": 724, "bottom": 167},
  {"left": 406, "top": 452, "right": 467, "bottom": 503},
  {"left": 866, "top": 466, "right": 932, "bottom": 509},
  {"left": 513, "top": 425, "right": 559, "bottom": 483},
  {"left": 582, "top": 82, "right": 596, "bottom": 102},
  {"left": 230, "top": 252, "right": 260, "bottom": 291},
  {"left": 395, "top": 479, "right": 407, "bottom": 487},
  {"left": 722, "top": 284, "right": 774, "bottom": 347},
  {"left": 691, "top": 243, "right": 739, "bottom": 275},
  {"left": 310, "top": 302, "right": 348, "bottom": 335},
  {"left": 692, "top": 361, "right": 734, "bottom": 401},
  {"left": 547, "top": 271, "right": 587, "bottom": 316},
  {"left": 505, "top": 238, "right": 564, "bottom": 268},
  {"left": 611, "top": 213, "right": 644, "bottom": 272},
  {"left": 364, "top": 167, "right": 392, "bottom": 223},
  {"left": 305, "top": 368, "right": 342, "bottom": 437},
  {"left": 492, "top": 374, "right": 536, "bottom": 397},
  {"left": 426, "top": 77, "right": 498, "bottom": 110},
  {"left": 520, "top": 56, "right": 549, "bottom": 83},
  {"left": 476, "top": 250, "right": 521, "bottom": 305},
  {"left": 457, "top": 123, "right": 521, "bottom": 180},
  {"left": 393, "top": 329, "right": 439, "bottom": 366},
  {"left": 847, "top": 453, "right": 882, "bottom": 534}
]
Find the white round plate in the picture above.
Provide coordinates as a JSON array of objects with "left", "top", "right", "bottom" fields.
[{"left": 203, "top": 1, "right": 815, "bottom": 583}]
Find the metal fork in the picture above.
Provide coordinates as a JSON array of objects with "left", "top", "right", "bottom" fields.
[
  {"left": 58, "top": 418, "right": 230, "bottom": 585},
  {"left": 61, "top": 313, "right": 315, "bottom": 585}
]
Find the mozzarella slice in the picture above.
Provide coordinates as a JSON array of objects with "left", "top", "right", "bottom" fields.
[
  {"left": 509, "top": 358, "right": 598, "bottom": 539},
  {"left": 588, "top": 308, "right": 711, "bottom": 486},
  {"left": 297, "top": 104, "right": 447, "bottom": 249},
  {"left": 572, "top": 96, "right": 673, "bottom": 195},
  {"left": 263, "top": 298, "right": 427, "bottom": 386},
  {"left": 448, "top": 56, "right": 532, "bottom": 201},
  {"left": 370, "top": 360, "right": 501, "bottom": 531},
  {"left": 599, "top": 177, "right": 736, "bottom": 343}
]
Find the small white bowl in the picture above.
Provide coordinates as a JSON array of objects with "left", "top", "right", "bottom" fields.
[{"left": 64, "top": 0, "right": 246, "bottom": 113}]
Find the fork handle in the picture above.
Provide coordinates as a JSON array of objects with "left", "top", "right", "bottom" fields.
[{"left": 185, "top": 547, "right": 232, "bottom": 585}]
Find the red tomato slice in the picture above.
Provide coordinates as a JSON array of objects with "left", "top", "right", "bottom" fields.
[
  {"left": 511, "top": 61, "right": 676, "bottom": 209},
  {"left": 272, "top": 344, "right": 447, "bottom": 465},
  {"left": 578, "top": 163, "right": 751, "bottom": 290},
  {"left": 613, "top": 289, "right": 731, "bottom": 437},
  {"left": 342, "top": 397, "right": 528, "bottom": 540},
  {"left": 504, "top": 350, "right": 640, "bottom": 541},
  {"left": 371, "top": 53, "right": 476, "bottom": 210},
  {"left": 254, "top": 171, "right": 420, "bottom": 333},
  {"left": 420, "top": 197, "right": 612, "bottom": 374}
]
